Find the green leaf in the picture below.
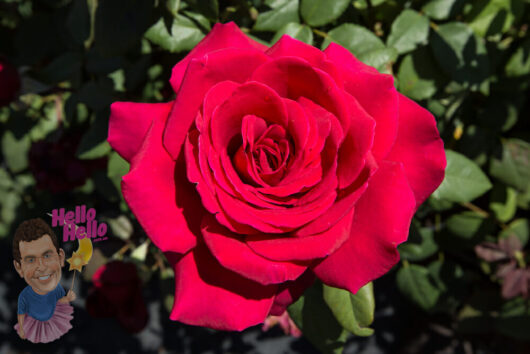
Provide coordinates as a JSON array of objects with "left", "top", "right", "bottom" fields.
[
  {"left": 466, "top": 0, "right": 524, "bottom": 37},
  {"left": 422, "top": 0, "right": 465, "bottom": 20},
  {"left": 131, "top": 241, "right": 149, "bottom": 262},
  {"left": 38, "top": 52, "right": 83, "bottom": 85},
  {"left": 272, "top": 22, "right": 313, "bottom": 45},
  {"left": 322, "top": 24, "right": 396, "bottom": 72},
  {"left": 145, "top": 15, "right": 205, "bottom": 53},
  {"left": 432, "top": 150, "right": 492, "bottom": 203},
  {"left": 66, "top": 0, "right": 90, "bottom": 45},
  {"left": 288, "top": 281, "right": 349, "bottom": 354},
  {"left": 397, "top": 264, "right": 441, "bottom": 311},
  {"left": 254, "top": 0, "right": 299, "bottom": 32},
  {"left": 399, "top": 220, "right": 438, "bottom": 261},
  {"left": 76, "top": 112, "right": 111, "bottom": 160},
  {"left": 446, "top": 212, "right": 494, "bottom": 240},
  {"left": 506, "top": 38, "right": 530, "bottom": 77},
  {"left": 107, "top": 151, "right": 130, "bottom": 192},
  {"left": 187, "top": 0, "right": 219, "bottom": 20},
  {"left": 300, "top": 0, "right": 350, "bottom": 27},
  {"left": 397, "top": 46, "right": 444, "bottom": 100},
  {"left": 352, "top": 0, "right": 387, "bottom": 10},
  {"left": 431, "top": 22, "right": 489, "bottom": 88},
  {"left": 499, "top": 219, "right": 529, "bottom": 247},
  {"left": 489, "top": 184, "right": 517, "bottom": 223},
  {"left": 387, "top": 10, "right": 429, "bottom": 54},
  {"left": 105, "top": 215, "right": 133, "bottom": 240},
  {"left": 490, "top": 139, "right": 530, "bottom": 192},
  {"left": 323, "top": 283, "right": 374, "bottom": 336},
  {"left": 95, "top": 0, "right": 155, "bottom": 55},
  {"left": 2, "top": 131, "right": 30, "bottom": 173}
]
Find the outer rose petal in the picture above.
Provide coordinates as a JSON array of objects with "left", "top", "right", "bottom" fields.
[
  {"left": 121, "top": 107, "right": 199, "bottom": 254},
  {"left": 312, "top": 161, "right": 415, "bottom": 294},
  {"left": 166, "top": 246, "right": 277, "bottom": 331},
  {"left": 269, "top": 270, "right": 316, "bottom": 316},
  {"left": 386, "top": 94, "right": 446, "bottom": 207},
  {"left": 170, "top": 22, "right": 267, "bottom": 92},
  {"left": 324, "top": 43, "right": 398, "bottom": 160},
  {"left": 201, "top": 214, "right": 308, "bottom": 285},
  {"left": 108, "top": 102, "right": 173, "bottom": 162}
]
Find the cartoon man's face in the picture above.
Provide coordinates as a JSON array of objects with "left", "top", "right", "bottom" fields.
[{"left": 13, "top": 234, "right": 65, "bottom": 295}]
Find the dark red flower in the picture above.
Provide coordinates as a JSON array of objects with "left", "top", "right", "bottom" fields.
[
  {"left": 86, "top": 261, "right": 148, "bottom": 333},
  {"left": 29, "top": 133, "right": 106, "bottom": 193},
  {"left": 0, "top": 56, "right": 21, "bottom": 107}
]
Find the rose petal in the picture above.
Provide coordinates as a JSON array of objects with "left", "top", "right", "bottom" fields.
[
  {"left": 247, "top": 207, "right": 355, "bottom": 262},
  {"left": 201, "top": 214, "right": 308, "bottom": 285},
  {"left": 386, "top": 94, "right": 446, "bottom": 207},
  {"left": 269, "top": 270, "right": 316, "bottom": 316},
  {"left": 324, "top": 43, "right": 398, "bottom": 160},
  {"left": 122, "top": 110, "right": 199, "bottom": 254},
  {"left": 164, "top": 49, "right": 269, "bottom": 160},
  {"left": 170, "top": 22, "right": 267, "bottom": 92},
  {"left": 312, "top": 160, "right": 415, "bottom": 294},
  {"left": 166, "top": 246, "right": 277, "bottom": 331},
  {"left": 251, "top": 57, "right": 351, "bottom": 132},
  {"left": 108, "top": 101, "right": 173, "bottom": 162}
]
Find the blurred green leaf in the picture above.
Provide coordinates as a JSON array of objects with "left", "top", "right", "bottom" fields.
[
  {"left": 300, "top": 0, "right": 350, "bottom": 27},
  {"left": 187, "top": 0, "right": 219, "bottom": 21},
  {"left": 397, "top": 46, "right": 444, "bottom": 100},
  {"left": 95, "top": 0, "right": 154, "bottom": 55},
  {"left": 106, "top": 215, "right": 133, "bottom": 240},
  {"left": 322, "top": 24, "right": 397, "bottom": 72},
  {"left": 466, "top": 0, "right": 524, "bottom": 37},
  {"left": 66, "top": 0, "right": 90, "bottom": 46},
  {"left": 387, "top": 10, "right": 429, "bottom": 54},
  {"left": 446, "top": 211, "right": 494, "bottom": 240},
  {"left": 490, "top": 139, "right": 530, "bottom": 192},
  {"left": 489, "top": 184, "right": 517, "bottom": 222},
  {"left": 399, "top": 220, "right": 438, "bottom": 261},
  {"left": 397, "top": 264, "right": 441, "bottom": 311},
  {"left": 131, "top": 241, "right": 149, "bottom": 261},
  {"left": 352, "top": 0, "right": 387, "bottom": 10},
  {"left": 323, "top": 283, "right": 374, "bottom": 336},
  {"left": 505, "top": 38, "right": 530, "bottom": 77},
  {"left": 254, "top": 0, "right": 299, "bottom": 32},
  {"left": 431, "top": 22, "right": 489, "bottom": 88},
  {"left": 145, "top": 15, "right": 205, "bottom": 53},
  {"left": 272, "top": 22, "right": 313, "bottom": 45},
  {"left": 38, "top": 52, "right": 83, "bottom": 84},
  {"left": 288, "top": 281, "right": 349, "bottom": 354},
  {"left": 432, "top": 150, "right": 492, "bottom": 203},
  {"left": 76, "top": 111, "right": 111, "bottom": 159},
  {"left": 107, "top": 151, "right": 129, "bottom": 192},
  {"left": 499, "top": 219, "right": 529, "bottom": 247},
  {"left": 422, "top": 0, "right": 465, "bottom": 20},
  {"left": 2, "top": 131, "right": 30, "bottom": 173}
]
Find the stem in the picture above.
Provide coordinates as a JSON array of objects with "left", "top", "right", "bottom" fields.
[
  {"left": 460, "top": 202, "right": 489, "bottom": 218},
  {"left": 70, "top": 270, "right": 77, "bottom": 290},
  {"left": 312, "top": 28, "right": 329, "bottom": 39}
]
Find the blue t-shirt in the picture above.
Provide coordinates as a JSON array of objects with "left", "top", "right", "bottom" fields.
[{"left": 17, "top": 284, "right": 65, "bottom": 321}]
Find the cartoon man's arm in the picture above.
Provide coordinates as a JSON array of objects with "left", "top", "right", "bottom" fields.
[
  {"left": 58, "top": 290, "right": 76, "bottom": 303},
  {"left": 17, "top": 313, "right": 25, "bottom": 339}
]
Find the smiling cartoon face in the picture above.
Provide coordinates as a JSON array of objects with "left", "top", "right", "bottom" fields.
[{"left": 14, "top": 235, "right": 65, "bottom": 295}]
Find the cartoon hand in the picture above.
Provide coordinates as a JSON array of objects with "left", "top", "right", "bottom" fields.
[
  {"left": 67, "top": 290, "right": 76, "bottom": 302},
  {"left": 18, "top": 327, "right": 25, "bottom": 339}
]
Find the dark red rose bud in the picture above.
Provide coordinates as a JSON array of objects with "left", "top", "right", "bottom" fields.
[
  {"left": 86, "top": 261, "right": 149, "bottom": 333},
  {"left": 0, "top": 56, "right": 21, "bottom": 107},
  {"left": 29, "top": 133, "right": 107, "bottom": 193}
]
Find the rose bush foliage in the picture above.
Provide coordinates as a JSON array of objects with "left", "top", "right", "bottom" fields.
[{"left": 108, "top": 22, "right": 446, "bottom": 331}]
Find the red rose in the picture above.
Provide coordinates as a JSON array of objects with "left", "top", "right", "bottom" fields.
[
  {"left": 108, "top": 23, "right": 445, "bottom": 331},
  {"left": 86, "top": 261, "right": 148, "bottom": 333},
  {"left": 0, "top": 56, "right": 21, "bottom": 107}
]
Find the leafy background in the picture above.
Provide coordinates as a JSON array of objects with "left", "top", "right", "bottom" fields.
[{"left": 0, "top": 0, "right": 529, "bottom": 353}]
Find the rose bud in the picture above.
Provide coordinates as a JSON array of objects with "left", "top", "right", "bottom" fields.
[
  {"left": 0, "top": 56, "right": 21, "bottom": 107},
  {"left": 86, "top": 261, "right": 148, "bottom": 333},
  {"left": 108, "top": 22, "right": 446, "bottom": 331},
  {"left": 29, "top": 133, "right": 107, "bottom": 193}
]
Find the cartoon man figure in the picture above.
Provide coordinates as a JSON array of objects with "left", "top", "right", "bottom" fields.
[{"left": 12, "top": 218, "right": 76, "bottom": 343}]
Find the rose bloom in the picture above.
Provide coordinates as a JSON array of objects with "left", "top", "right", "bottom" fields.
[
  {"left": 0, "top": 56, "right": 21, "bottom": 107},
  {"left": 108, "top": 23, "right": 445, "bottom": 331},
  {"left": 86, "top": 261, "right": 148, "bottom": 333}
]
